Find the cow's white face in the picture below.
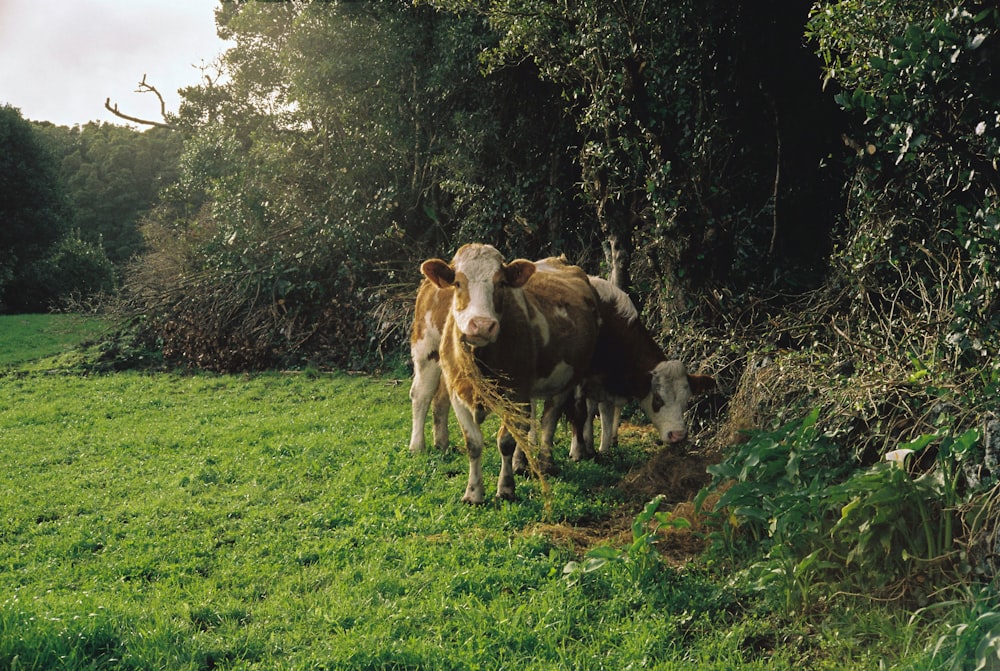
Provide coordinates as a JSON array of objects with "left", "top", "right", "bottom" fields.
[
  {"left": 421, "top": 244, "right": 535, "bottom": 348},
  {"left": 641, "top": 360, "right": 715, "bottom": 443}
]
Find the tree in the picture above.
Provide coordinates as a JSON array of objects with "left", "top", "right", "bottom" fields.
[
  {"left": 127, "top": 1, "right": 591, "bottom": 369},
  {"left": 429, "top": 0, "right": 845, "bottom": 319},
  {"left": 809, "top": 1, "right": 1000, "bottom": 368},
  {"left": 34, "top": 122, "right": 183, "bottom": 266},
  {"left": 0, "top": 105, "right": 69, "bottom": 309}
]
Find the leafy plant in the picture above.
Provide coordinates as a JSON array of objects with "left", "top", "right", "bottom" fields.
[
  {"left": 809, "top": 3, "right": 1000, "bottom": 370},
  {"left": 913, "top": 585, "right": 1000, "bottom": 671},
  {"left": 698, "top": 408, "right": 852, "bottom": 554},
  {"left": 563, "top": 494, "right": 691, "bottom": 590},
  {"left": 702, "top": 397, "right": 988, "bottom": 611}
]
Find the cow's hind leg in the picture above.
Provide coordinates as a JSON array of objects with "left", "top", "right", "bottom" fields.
[
  {"left": 431, "top": 378, "right": 450, "bottom": 450},
  {"left": 535, "top": 396, "right": 561, "bottom": 473},
  {"left": 513, "top": 401, "right": 555, "bottom": 475},
  {"left": 512, "top": 401, "right": 535, "bottom": 475},
  {"left": 496, "top": 424, "right": 517, "bottom": 500},
  {"left": 409, "top": 353, "right": 442, "bottom": 454}
]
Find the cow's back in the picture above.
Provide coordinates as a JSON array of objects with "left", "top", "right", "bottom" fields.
[{"left": 588, "top": 277, "right": 664, "bottom": 399}]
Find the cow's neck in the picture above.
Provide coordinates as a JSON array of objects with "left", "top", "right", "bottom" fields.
[
  {"left": 600, "top": 316, "right": 666, "bottom": 398},
  {"left": 632, "top": 327, "right": 666, "bottom": 396}
]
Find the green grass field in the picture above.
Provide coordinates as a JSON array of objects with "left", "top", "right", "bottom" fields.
[
  {"left": 0, "top": 315, "right": 934, "bottom": 670},
  {"left": 0, "top": 313, "right": 109, "bottom": 367}
]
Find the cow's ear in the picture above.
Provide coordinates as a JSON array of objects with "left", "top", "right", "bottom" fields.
[
  {"left": 687, "top": 374, "right": 716, "bottom": 396},
  {"left": 503, "top": 259, "right": 535, "bottom": 288},
  {"left": 421, "top": 259, "right": 455, "bottom": 288}
]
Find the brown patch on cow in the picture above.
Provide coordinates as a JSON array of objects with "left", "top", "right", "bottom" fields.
[{"left": 410, "top": 279, "right": 452, "bottom": 347}]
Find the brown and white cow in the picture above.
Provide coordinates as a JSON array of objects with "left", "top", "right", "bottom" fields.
[
  {"left": 571, "top": 276, "right": 715, "bottom": 457},
  {"left": 420, "top": 244, "right": 601, "bottom": 503},
  {"left": 408, "top": 255, "right": 582, "bottom": 456}
]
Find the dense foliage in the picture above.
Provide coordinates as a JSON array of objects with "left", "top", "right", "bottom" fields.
[
  {"left": 35, "top": 122, "right": 183, "bottom": 266},
  {"left": 119, "top": 0, "right": 849, "bottom": 369},
  {"left": 0, "top": 106, "right": 180, "bottom": 311},
  {"left": 0, "top": 105, "right": 72, "bottom": 310},
  {"left": 810, "top": 1, "right": 1000, "bottom": 369}
]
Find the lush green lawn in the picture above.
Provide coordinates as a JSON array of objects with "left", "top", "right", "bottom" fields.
[
  {"left": 0, "top": 313, "right": 109, "bottom": 366},
  {"left": 0, "top": 316, "right": 935, "bottom": 670}
]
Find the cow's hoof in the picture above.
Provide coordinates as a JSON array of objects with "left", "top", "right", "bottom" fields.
[
  {"left": 496, "top": 488, "right": 516, "bottom": 501},
  {"left": 536, "top": 457, "right": 558, "bottom": 475},
  {"left": 462, "top": 484, "right": 485, "bottom": 505},
  {"left": 513, "top": 451, "right": 557, "bottom": 475}
]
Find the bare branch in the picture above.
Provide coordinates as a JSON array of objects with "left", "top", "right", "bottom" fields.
[
  {"left": 136, "top": 73, "right": 168, "bottom": 121},
  {"left": 104, "top": 74, "right": 176, "bottom": 130}
]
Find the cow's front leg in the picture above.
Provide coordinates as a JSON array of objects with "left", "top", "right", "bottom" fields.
[
  {"left": 452, "top": 396, "right": 486, "bottom": 504},
  {"left": 568, "top": 391, "right": 596, "bottom": 462},
  {"left": 598, "top": 401, "right": 622, "bottom": 453}
]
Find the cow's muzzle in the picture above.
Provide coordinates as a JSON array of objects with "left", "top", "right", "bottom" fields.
[{"left": 461, "top": 317, "right": 499, "bottom": 347}]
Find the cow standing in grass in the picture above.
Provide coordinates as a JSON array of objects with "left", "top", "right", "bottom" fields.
[
  {"left": 408, "top": 279, "right": 453, "bottom": 455},
  {"left": 419, "top": 244, "right": 601, "bottom": 504},
  {"left": 565, "top": 276, "right": 716, "bottom": 458},
  {"left": 410, "top": 270, "right": 715, "bottom": 467},
  {"left": 408, "top": 256, "right": 583, "bottom": 456}
]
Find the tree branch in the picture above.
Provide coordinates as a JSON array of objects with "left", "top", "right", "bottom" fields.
[
  {"left": 104, "top": 74, "right": 176, "bottom": 129},
  {"left": 136, "top": 73, "right": 168, "bottom": 120}
]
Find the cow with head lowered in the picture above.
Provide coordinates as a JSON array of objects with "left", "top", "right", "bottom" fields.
[
  {"left": 419, "top": 244, "right": 601, "bottom": 504},
  {"left": 569, "top": 276, "right": 715, "bottom": 458}
]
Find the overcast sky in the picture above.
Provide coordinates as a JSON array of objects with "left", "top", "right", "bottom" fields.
[{"left": 0, "top": 0, "right": 231, "bottom": 127}]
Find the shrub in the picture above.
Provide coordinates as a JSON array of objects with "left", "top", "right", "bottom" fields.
[{"left": 809, "top": 3, "right": 1000, "bottom": 370}]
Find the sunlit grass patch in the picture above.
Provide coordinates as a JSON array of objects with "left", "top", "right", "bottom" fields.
[
  {"left": 0, "top": 358, "right": 945, "bottom": 669},
  {"left": 0, "top": 313, "right": 109, "bottom": 367}
]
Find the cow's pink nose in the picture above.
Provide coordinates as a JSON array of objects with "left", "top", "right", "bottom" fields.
[
  {"left": 468, "top": 317, "right": 499, "bottom": 340},
  {"left": 666, "top": 429, "right": 687, "bottom": 443}
]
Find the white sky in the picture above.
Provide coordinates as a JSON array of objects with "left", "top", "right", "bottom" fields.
[{"left": 0, "top": 0, "right": 231, "bottom": 127}]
